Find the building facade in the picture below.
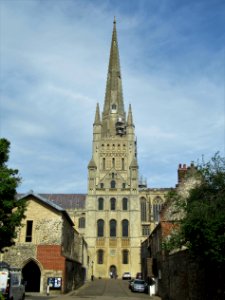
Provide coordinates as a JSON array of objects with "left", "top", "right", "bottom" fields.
[{"left": 3, "top": 192, "right": 88, "bottom": 294}]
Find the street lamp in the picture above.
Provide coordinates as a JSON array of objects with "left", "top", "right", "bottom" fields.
[{"left": 91, "top": 261, "right": 94, "bottom": 281}]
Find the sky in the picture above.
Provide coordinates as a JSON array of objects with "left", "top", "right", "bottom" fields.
[{"left": 0, "top": 0, "right": 224, "bottom": 193}]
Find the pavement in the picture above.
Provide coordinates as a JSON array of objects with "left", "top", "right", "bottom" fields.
[{"left": 26, "top": 279, "right": 162, "bottom": 300}]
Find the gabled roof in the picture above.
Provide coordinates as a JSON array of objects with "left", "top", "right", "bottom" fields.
[{"left": 18, "top": 192, "right": 75, "bottom": 226}]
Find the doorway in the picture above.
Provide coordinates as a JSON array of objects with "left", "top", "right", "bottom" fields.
[
  {"left": 109, "top": 265, "right": 117, "bottom": 279},
  {"left": 22, "top": 260, "right": 41, "bottom": 292}
]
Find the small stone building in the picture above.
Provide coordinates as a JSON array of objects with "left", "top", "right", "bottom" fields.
[{"left": 3, "top": 192, "right": 88, "bottom": 294}]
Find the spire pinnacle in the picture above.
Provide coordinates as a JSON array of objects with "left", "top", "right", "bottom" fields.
[
  {"left": 103, "top": 19, "right": 125, "bottom": 119},
  {"left": 127, "top": 104, "right": 134, "bottom": 126},
  {"left": 94, "top": 103, "right": 101, "bottom": 125}
]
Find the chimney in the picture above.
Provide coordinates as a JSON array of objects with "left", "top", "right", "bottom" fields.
[{"left": 177, "top": 163, "right": 188, "bottom": 184}]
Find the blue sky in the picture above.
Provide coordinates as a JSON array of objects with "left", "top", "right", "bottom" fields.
[{"left": 0, "top": 0, "right": 224, "bottom": 193}]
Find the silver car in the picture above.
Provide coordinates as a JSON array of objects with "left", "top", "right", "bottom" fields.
[{"left": 131, "top": 279, "right": 147, "bottom": 293}]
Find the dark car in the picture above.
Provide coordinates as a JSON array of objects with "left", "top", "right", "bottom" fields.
[
  {"left": 128, "top": 279, "right": 134, "bottom": 289},
  {"left": 136, "top": 272, "right": 143, "bottom": 279},
  {"left": 131, "top": 279, "right": 147, "bottom": 293}
]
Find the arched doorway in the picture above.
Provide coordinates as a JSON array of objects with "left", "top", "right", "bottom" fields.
[
  {"left": 109, "top": 265, "right": 117, "bottom": 279},
  {"left": 22, "top": 260, "right": 41, "bottom": 292}
]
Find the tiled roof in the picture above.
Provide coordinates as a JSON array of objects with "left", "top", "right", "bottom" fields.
[{"left": 17, "top": 193, "right": 86, "bottom": 210}]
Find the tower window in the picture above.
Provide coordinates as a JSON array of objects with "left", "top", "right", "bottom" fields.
[
  {"left": 122, "top": 198, "right": 128, "bottom": 210},
  {"left": 111, "top": 180, "right": 116, "bottom": 189},
  {"left": 111, "top": 104, "right": 117, "bottom": 112},
  {"left": 97, "top": 219, "right": 104, "bottom": 237},
  {"left": 98, "top": 198, "right": 104, "bottom": 210},
  {"left": 122, "top": 219, "right": 129, "bottom": 237},
  {"left": 25, "top": 220, "right": 33, "bottom": 242},
  {"left": 110, "top": 219, "right": 117, "bottom": 237},
  {"left": 122, "top": 158, "right": 125, "bottom": 170},
  {"left": 122, "top": 250, "right": 129, "bottom": 264},
  {"left": 110, "top": 198, "right": 116, "bottom": 210}
]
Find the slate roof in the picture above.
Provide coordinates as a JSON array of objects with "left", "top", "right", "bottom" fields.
[
  {"left": 39, "top": 194, "right": 86, "bottom": 210},
  {"left": 17, "top": 193, "right": 86, "bottom": 210}
]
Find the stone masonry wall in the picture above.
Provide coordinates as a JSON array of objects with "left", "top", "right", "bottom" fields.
[{"left": 159, "top": 250, "right": 205, "bottom": 300}]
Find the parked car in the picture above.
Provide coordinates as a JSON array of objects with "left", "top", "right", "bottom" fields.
[
  {"left": 122, "top": 272, "right": 131, "bottom": 280},
  {"left": 136, "top": 272, "right": 143, "bottom": 279},
  {"left": 128, "top": 279, "right": 134, "bottom": 289},
  {"left": 131, "top": 279, "right": 148, "bottom": 293}
]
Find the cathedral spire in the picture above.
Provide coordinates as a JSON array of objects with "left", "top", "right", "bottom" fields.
[
  {"left": 94, "top": 103, "right": 101, "bottom": 125},
  {"left": 103, "top": 19, "right": 125, "bottom": 119},
  {"left": 127, "top": 104, "right": 134, "bottom": 127}
]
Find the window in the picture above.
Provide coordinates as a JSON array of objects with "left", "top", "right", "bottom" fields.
[
  {"left": 140, "top": 198, "right": 147, "bottom": 221},
  {"left": 111, "top": 180, "right": 116, "bottom": 189},
  {"left": 97, "top": 219, "right": 104, "bottom": 237},
  {"left": 142, "top": 225, "right": 150, "bottom": 236},
  {"left": 122, "top": 183, "right": 126, "bottom": 189},
  {"left": 78, "top": 217, "right": 85, "bottom": 228},
  {"left": 122, "top": 219, "right": 129, "bottom": 237},
  {"left": 97, "top": 249, "right": 104, "bottom": 264},
  {"left": 98, "top": 198, "right": 104, "bottom": 210},
  {"left": 25, "top": 220, "right": 33, "bottom": 242},
  {"left": 122, "top": 158, "right": 125, "bottom": 170},
  {"left": 110, "top": 219, "right": 117, "bottom": 237},
  {"left": 122, "top": 250, "right": 129, "bottom": 264},
  {"left": 112, "top": 104, "right": 117, "bottom": 110},
  {"left": 112, "top": 158, "right": 115, "bottom": 168},
  {"left": 153, "top": 197, "right": 163, "bottom": 222},
  {"left": 100, "top": 183, "right": 104, "bottom": 189},
  {"left": 110, "top": 198, "right": 116, "bottom": 210},
  {"left": 103, "top": 158, "right": 105, "bottom": 170},
  {"left": 122, "top": 198, "right": 128, "bottom": 210}
]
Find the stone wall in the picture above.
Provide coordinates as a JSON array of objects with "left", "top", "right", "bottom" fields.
[{"left": 159, "top": 250, "right": 205, "bottom": 300}]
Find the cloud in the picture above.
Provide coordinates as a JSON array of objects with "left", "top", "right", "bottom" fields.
[{"left": 0, "top": 0, "right": 224, "bottom": 192}]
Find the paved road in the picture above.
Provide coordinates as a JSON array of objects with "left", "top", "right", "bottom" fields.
[{"left": 26, "top": 279, "right": 161, "bottom": 300}]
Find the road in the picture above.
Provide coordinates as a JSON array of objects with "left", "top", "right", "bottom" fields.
[{"left": 25, "top": 279, "right": 160, "bottom": 300}]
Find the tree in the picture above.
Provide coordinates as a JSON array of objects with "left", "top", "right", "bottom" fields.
[
  {"left": 0, "top": 138, "right": 26, "bottom": 252},
  {"left": 164, "top": 153, "right": 225, "bottom": 299}
]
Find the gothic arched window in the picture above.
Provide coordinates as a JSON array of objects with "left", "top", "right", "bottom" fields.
[
  {"left": 110, "top": 219, "right": 117, "bottom": 237},
  {"left": 153, "top": 197, "right": 163, "bottom": 222},
  {"left": 97, "top": 249, "right": 104, "bottom": 264},
  {"left": 140, "top": 198, "right": 147, "bottom": 222},
  {"left": 97, "top": 219, "right": 104, "bottom": 237},
  {"left": 110, "top": 198, "right": 116, "bottom": 210},
  {"left": 98, "top": 198, "right": 104, "bottom": 210},
  {"left": 122, "top": 219, "right": 129, "bottom": 237}
]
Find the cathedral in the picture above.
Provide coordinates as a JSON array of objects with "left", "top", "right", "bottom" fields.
[
  {"left": 83, "top": 19, "right": 168, "bottom": 279},
  {"left": 3, "top": 20, "right": 170, "bottom": 292}
]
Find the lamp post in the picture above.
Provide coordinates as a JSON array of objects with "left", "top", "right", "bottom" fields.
[{"left": 91, "top": 261, "right": 94, "bottom": 281}]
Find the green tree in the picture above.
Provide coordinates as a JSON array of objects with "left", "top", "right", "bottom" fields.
[
  {"left": 164, "top": 153, "right": 225, "bottom": 299},
  {"left": 0, "top": 138, "right": 26, "bottom": 252}
]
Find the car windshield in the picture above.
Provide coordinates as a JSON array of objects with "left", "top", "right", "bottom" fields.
[{"left": 134, "top": 280, "right": 145, "bottom": 284}]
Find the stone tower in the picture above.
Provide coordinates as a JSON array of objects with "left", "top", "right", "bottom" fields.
[{"left": 85, "top": 19, "right": 142, "bottom": 279}]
